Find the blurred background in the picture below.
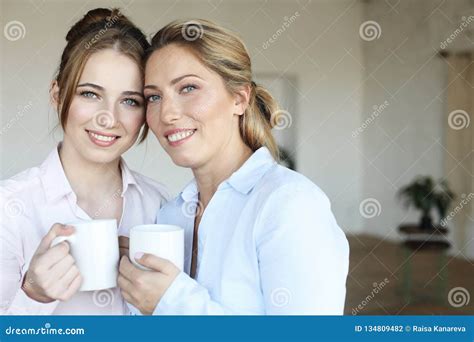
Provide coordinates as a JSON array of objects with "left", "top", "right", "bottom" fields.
[{"left": 1, "top": 0, "right": 473, "bottom": 314}]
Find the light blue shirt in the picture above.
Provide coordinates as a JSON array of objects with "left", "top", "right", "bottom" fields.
[{"left": 153, "top": 147, "right": 349, "bottom": 315}]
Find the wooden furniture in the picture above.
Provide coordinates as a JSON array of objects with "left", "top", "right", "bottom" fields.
[{"left": 398, "top": 224, "right": 451, "bottom": 304}]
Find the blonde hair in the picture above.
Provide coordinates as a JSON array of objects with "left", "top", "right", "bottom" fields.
[
  {"left": 147, "top": 19, "right": 280, "bottom": 160},
  {"left": 55, "top": 8, "right": 150, "bottom": 143}
]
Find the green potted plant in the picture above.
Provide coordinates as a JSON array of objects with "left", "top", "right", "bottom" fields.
[{"left": 397, "top": 176, "right": 455, "bottom": 230}]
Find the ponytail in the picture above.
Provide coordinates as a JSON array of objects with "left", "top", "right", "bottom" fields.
[{"left": 240, "top": 82, "right": 280, "bottom": 160}]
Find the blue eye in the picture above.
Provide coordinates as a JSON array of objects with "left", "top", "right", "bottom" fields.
[
  {"left": 80, "top": 91, "right": 98, "bottom": 99},
  {"left": 181, "top": 85, "right": 197, "bottom": 93},
  {"left": 123, "top": 98, "right": 140, "bottom": 107},
  {"left": 147, "top": 95, "right": 161, "bottom": 103}
]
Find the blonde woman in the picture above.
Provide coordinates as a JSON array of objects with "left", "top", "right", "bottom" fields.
[
  {"left": 0, "top": 8, "right": 168, "bottom": 315},
  {"left": 118, "top": 19, "right": 349, "bottom": 315}
]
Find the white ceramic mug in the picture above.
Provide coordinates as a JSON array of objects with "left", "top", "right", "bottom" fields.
[
  {"left": 130, "top": 224, "right": 184, "bottom": 271},
  {"left": 51, "top": 219, "right": 119, "bottom": 291}
]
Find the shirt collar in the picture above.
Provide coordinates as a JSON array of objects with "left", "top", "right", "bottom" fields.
[
  {"left": 179, "top": 147, "right": 276, "bottom": 201},
  {"left": 40, "top": 143, "right": 143, "bottom": 203},
  {"left": 120, "top": 158, "right": 143, "bottom": 196},
  {"left": 40, "top": 144, "right": 74, "bottom": 203},
  {"left": 180, "top": 179, "right": 199, "bottom": 202},
  {"left": 226, "top": 147, "right": 276, "bottom": 194}
]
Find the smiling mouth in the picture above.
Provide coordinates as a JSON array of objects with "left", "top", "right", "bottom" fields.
[
  {"left": 86, "top": 129, "right": 121, "bottom": 146},
  {"left": 166, "top": 129, "right": 196, "bottom": 143}
]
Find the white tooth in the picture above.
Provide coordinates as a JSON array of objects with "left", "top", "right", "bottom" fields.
[
  {"left": 90, "top": 131, "right": 115, "bottom": 142},
  {"left": 167, "top": 130, "right": 195, "bottom": 143}
]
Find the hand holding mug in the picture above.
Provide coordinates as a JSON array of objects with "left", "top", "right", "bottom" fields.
[
  {"left": 22, "top": 223, "right": 82, "bottom": 303},
  {"left": 51, "top": 219, "right": 119, "bottom": 291},
  {"left": 118, "top": 253, "right": 180, "bottom": 315},
  {"left": 118, "top": 224, "right": 184, "bottom": 315}
]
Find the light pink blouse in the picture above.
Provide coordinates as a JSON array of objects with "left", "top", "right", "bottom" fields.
[{"left": 0, "top": 145, "right": 169, "bottom": 315}]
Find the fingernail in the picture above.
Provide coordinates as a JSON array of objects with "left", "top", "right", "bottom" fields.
[{"left": 134, "top": 252, "right": 144, "bottom": 260}]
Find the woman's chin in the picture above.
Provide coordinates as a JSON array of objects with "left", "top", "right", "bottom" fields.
[
  {"left": 169, "top": 153, "right": 198, "bottom": 169},
  {"left": 85, "top": 149, "right": 122, "bottom": 164},
  {"left": 82, "top": 140, "right": 128, "bottom": 164}
]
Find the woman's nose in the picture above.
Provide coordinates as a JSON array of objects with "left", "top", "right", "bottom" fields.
[
  {"left": 93, "top": 110, "right": 115, "bottom": 130},
  {"left": 160, "top": 98, "right": 181, "bottom": 124},
  {"left": 92, "top": 104, "right": 119, "bottom": 130}
]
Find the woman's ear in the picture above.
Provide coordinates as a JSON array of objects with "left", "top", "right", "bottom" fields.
[
  {"left": 49, "top": 80, "right": 60, "bottom": 111},
  {"left": 233, "top": 84, "right": 251, "bottom": 116}
]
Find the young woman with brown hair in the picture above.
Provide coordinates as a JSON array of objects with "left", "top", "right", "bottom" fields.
[{"left": 0, "top": 8, "right": 168, "bottom": 315}]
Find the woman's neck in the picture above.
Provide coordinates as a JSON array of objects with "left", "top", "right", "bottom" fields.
[
  {"left": 193, "top": 139, "right": 252, "bottom": 208},
  {"left": 59, "top": 140, "right": 122, "bottom": 201}
]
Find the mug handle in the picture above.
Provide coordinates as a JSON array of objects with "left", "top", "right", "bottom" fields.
[{"left": 51, "top": 234, "right": 77, "bottom": 248}]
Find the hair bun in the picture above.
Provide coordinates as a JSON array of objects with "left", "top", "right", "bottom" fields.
[{"left": 66, "top": 8, "right": 124, "bottom": 42}]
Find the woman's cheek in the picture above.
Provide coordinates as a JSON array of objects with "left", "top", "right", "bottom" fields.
[
  {"left": 122, "top": 109, "right": 145, "bottom": 136},
  {"left": 145, "top": 108, "right": 154, "bottom": 125},
  {"left": 183, "top": 96, "right": 211, "bottom": 124},
  {"left": 146, "top": 108, "right": 160, "bottom": 132},
  {"left": 68, "top": 99, "right": 100, "bottom": 125}
]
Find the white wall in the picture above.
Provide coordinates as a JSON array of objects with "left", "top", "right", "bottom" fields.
[
  {"left": 0, "top": 0, "right": 365, "bottom": 234},
  {"left": 359, "top": 0, "right": 474, "bottom": 258},
  {"left": 0, "top": 0, "right": 474, "bottom": 256},
  {"left": 3, "top": 0, "right": 473, "bottom": 259}
]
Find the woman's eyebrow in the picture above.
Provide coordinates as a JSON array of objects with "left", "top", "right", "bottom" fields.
[
  {"left": 144, "top": 74, "right": 203, "bottom": 90},
  {"left": 77, "top": 83, "right": 143, "bottom": 98},
  {"left": 77, "top": 82, "right": 104, "bottom": 90},
  {"left": 170, "top": 74, "right": 202, "bottom": 85},
  {"left": 144, "top": 84, "right": 158, "bottom": 90},
  {"left": 122, "top": 91, "right": 144, "bottom": 98}
]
